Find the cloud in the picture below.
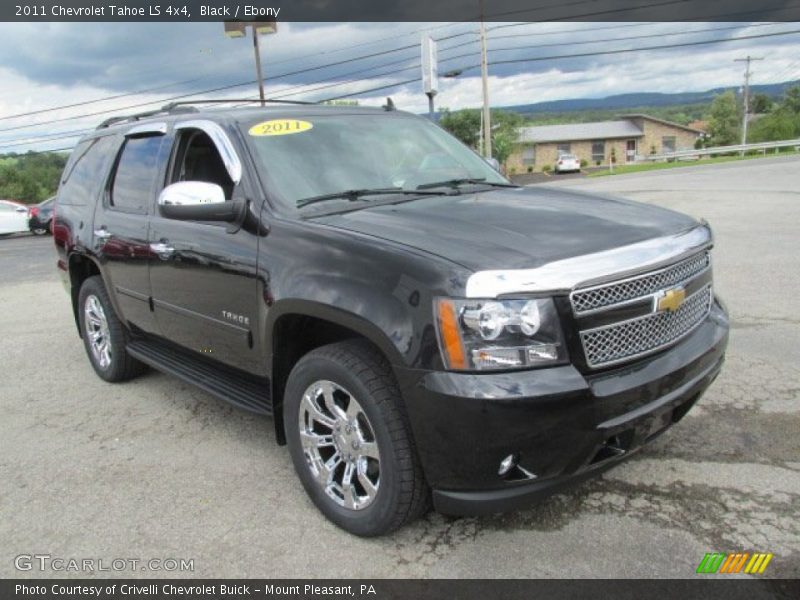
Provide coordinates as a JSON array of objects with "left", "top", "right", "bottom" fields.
[{"left": 0, "top": 21, "right": 797, "bottom": 152}]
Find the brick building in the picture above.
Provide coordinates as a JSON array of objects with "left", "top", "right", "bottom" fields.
[{"left": 507, "top": 114, "right": 703, "bottom": 173}]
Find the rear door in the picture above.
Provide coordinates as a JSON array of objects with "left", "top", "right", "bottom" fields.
[
  {"left": 92, "top": 125, "right": 168, "bottom": 334},
  {"left": 148, "top": 121, "right": 261, "bottom": 372}
]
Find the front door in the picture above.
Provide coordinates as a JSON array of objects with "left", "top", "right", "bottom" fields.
[
  {"left": 626, "top": 139, "right": 637, "bottom": 163},
  {"left": 148, "top": 123, "right": 261, "bottom": 372}
]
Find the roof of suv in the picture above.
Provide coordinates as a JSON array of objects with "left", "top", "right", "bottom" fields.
[{"left": 89, "top": 103, "right": 409, "bottom": 140}]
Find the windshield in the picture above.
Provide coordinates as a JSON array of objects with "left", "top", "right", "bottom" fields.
[{"left": 242, "top": 113, "right": 509, "bottom": 212}]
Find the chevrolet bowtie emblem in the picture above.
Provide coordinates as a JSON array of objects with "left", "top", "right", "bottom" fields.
[{"left": 656, "top": 287, "right": 686, "bottom": 313}]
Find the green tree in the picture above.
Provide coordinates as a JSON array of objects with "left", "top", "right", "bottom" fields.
[
  {"left": 490, "top": 109, "right": 523, "bottom": 167},
  {"left": 748, "top": 86, "right": 800, "bottom": 142},
  {"left": 750, "top": 93, "right": 773, "bottom": 114},
  {"left": 438, "top": 108, "right": 481, "bottom": 148},
  {"left": 707, "top": 91, "right": 741, "bottom": 146},
  {"left": 782, "top": 85, "right": 800, "bottom": 114},
  {"left": 0, "top": 151, "right": 68, "bottom": 203}
]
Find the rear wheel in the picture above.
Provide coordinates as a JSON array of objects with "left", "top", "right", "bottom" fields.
[
  {"left": 284, "top": 340, "right": 429, "bottom": 536},
  {"left": 78, "top": 276, "right": 146, "bottom": 382},
  {"left": 31, "top": 226, "right": 49, "bottom": 235}
]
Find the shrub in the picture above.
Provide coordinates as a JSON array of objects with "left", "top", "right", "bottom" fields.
[
  {"left": 580, "top": 159, "right": 588, "bottom": 167},
  {"left": 527, "top": 166, "right": 533, "bottom": 173},
  {"left": 542, "top": 164, "right": 552, "bottom": 173}
]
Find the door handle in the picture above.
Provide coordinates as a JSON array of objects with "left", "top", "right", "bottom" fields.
[
  {"left": 149, "top": 241, "right": 175, "bottom": 260},
  {"left": 94, "top": 228, "right": 111, "bottom": 240}
]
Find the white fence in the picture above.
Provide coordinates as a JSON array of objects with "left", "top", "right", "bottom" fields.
[{"left": 636, "top": 139, "right": 800, "bottom": 162}]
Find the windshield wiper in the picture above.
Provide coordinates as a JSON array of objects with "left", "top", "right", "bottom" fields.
[
  {"left": 416, "top": 178, "right": 518, "bottom": 190},
  {"left": 297, "top": 188, "right": 445, "bottom": 209}
]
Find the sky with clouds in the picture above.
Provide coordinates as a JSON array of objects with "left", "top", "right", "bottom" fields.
[{"left": 0, "top": 20, "right": 798, "bottom": 153}]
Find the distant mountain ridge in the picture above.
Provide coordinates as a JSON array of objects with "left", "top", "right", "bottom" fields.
[{"left": 497, "top": 80, "right": 800, "bottom": 115}]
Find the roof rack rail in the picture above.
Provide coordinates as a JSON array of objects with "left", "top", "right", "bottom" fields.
[
  {"left": 162, "top": 98, "right": 318, "bottom": 110},
  {"left": 96, "top": 104, "right": 199, "bottom": 130},
  {"left": 95, "top": 98, "right": 318, "bottom": 130}
]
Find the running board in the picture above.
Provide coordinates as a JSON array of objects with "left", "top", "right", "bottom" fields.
[{"left": 126, "top": 339, "right": 272, "bottom": 416}]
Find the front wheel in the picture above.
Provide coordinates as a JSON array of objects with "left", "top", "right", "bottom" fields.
[{"left": 284, "top": 340, "right": 429, "bottom": 536}]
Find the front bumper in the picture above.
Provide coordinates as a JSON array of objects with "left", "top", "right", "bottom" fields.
[{"left": 396, "top": 300, "right": 729, "bottom": 516}]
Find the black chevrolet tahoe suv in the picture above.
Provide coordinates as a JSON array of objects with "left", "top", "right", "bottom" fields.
[{"left": 54, "top": 101, "right": 729, "bottom": 536}]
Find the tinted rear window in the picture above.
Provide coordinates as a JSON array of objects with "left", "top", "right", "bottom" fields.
[{"left": 58, "top": 136, "right": 118, "bottom": 206}]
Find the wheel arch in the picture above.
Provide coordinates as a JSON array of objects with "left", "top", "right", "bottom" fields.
[{"left": 267, "top": 300, "right": 406, "bottom": 446}]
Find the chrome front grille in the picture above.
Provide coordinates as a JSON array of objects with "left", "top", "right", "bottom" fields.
[
  {"left": 570, "top": 251, "right": 710, "bottom": 315},
  {"left": 580, "top": 284, "right": 713, "bottom": 368}
]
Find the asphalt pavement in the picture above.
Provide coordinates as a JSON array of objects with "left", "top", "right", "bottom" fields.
[{"left": 0, "top": 155, "right": 798, "bottom": 578}]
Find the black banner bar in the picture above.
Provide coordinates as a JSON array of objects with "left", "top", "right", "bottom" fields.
[
  {"left": 3, "top": 0, "right": 800, "bottom": 22},
  {"left": 3, "top": 579, "right": 800, "bottom": 600}
]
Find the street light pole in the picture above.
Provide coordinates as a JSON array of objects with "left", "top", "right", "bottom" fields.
[
  {"left": 253, "top": 28, "right": 266, "bottom": 106},
  {"left": 224, "top": 20, "right": 277, "bottom": 106},
  {"left": 479, "top": 17, "right": 492, "bottom": 158}
]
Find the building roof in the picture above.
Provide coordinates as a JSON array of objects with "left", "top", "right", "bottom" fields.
[
  {"left": 618, "top": 114, "right": 705, "bottom": 134},
  {"left": 518, "top": 120, "right": 643, "bottom": 144},
  {"left": 688, "top": 120, "right": 708, "bottom": 132}
]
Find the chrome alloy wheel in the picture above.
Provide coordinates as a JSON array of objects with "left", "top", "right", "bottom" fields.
[
  {"left": 84, "top": 294, "right": 112, "bottom": 369},
  {"left": 298, "top": 380, "right": 381, "bottom": 510}
]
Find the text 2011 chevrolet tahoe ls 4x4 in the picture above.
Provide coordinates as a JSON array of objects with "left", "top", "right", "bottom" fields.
[{"left": 54, "top": 102, "right": 728, "bottom": 536}]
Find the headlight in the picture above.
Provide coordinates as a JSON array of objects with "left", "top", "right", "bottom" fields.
[{"left": 434, "top": 297, "right": 567, "bottom": 371}]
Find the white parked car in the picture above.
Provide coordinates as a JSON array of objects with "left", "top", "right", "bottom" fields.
[
  {"left": 0, "top": 200, "right": 30, "bottom": 236},
  {"left": 555, "top": 153, "right": 581, "bottom": 174}
]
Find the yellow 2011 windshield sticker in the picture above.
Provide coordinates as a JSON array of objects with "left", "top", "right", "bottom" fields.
[{"left": 248, "top": 119, "right": 313, "bottom": 136}]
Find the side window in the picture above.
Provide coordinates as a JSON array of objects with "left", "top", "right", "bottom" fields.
[
  {"left": 58, "top": 136, "right": 118, "bottom": 206},
  {"left": 110, "top": 136, "right": 164, "bottom": 213},
  {"left": 522, "top": 146, "right": 535, "bottom": 166},
  {"left": 168, "top": 130, "right": 234, "bottom": 199}
]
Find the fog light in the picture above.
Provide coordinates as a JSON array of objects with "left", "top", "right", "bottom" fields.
[{"left": 498, "top": 453, "right": 518, "bottom": 476}]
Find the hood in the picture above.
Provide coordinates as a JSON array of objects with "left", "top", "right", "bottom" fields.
[{"left": 316, "top": 186, "right": 699, "bottom": 272}]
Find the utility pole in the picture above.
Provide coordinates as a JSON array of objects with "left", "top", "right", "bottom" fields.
[
  {"left": 735, "top": 55, "right": 763, "bottom": 156},
  {"left": 479, "top": 1, "right": 492, "bottom": 158}
]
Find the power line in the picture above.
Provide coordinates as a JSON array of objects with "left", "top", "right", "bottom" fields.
[
  {"left": 487, "top": 0, "right": 800, "bottom": 32},
  {"left": 5, "top": 18, "right": 800, "bottom": 147},
  {"left": 0, "top": 25, "right": 466, "bottom": 121},
  {"left": 487, "top": 0, "right": 689, "bottom": 31},
  {"left": 0, "top": 76, "right": 211, "bottom": 122},
  {"left": 443, "top": 21, "right": 785, "bottom": 57},
  {"left": 0, "top": 0, "right": 709, "bottom": 128},
  {"left": 319, "top": 27, "right": 800, "bottom": 102},
  {"left": 453, "top": 28, "right": 800, "bottom": 72},
  {"left": 0, "top": 47, "right": 420, "bottom": 134}
]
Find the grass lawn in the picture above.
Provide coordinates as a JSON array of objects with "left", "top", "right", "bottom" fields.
[{"left": 589, "top": 149, "right": 799, "bottom": 177}]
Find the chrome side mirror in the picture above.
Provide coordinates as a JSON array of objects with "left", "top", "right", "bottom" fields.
[
  {"left": 485, "top": 157, "right": 501, "bottom": 171},
  {"left": 158, "top": 181, "right": 242, "bottom": 223},
  {"left": 156, "top": 181, "right": 269, "bottom": 236},
  {"left": 158, "top": 181, "right": 226, "bottom": 208}
]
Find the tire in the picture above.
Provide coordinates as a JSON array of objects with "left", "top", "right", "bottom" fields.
[
  {"left": 31, "top": 227, "right": 48, "bottom": 236},
  {"left": 78, "top": 275, "right": 146, "bottom": 382},
  {"left": 284, "top": 339, "right": 429, "bottom": 536}
]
